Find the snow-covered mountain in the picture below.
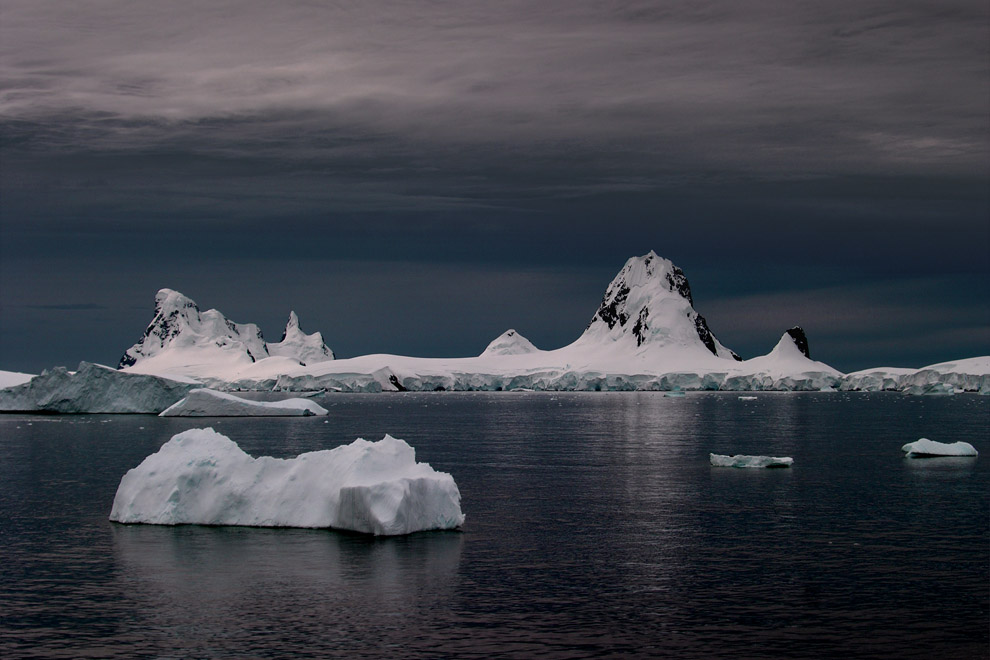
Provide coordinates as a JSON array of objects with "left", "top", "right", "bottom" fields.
[
  {"left": 574, "top": 251, "right": 741, "bottom": 361},
  {"left": 119, "top": 289, "right": 332, "bottom": 377},
  {"left": 3, "top": 251, "right": 986, "bottom": 413},
  {"left": 266, "top": 311, "right": 335, "bottom": 365}
]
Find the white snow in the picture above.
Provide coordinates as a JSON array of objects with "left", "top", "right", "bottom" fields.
[
  {"left": 266, "top": 311, "right": 334, "bottom": 365},
  {"left": 120, "top": 289, "right": 269, "bottom": 375},
  {"left": 109, "top": 428, "right": 465, "bottom": 535},
  {"left": 0, "top": 370, "right": 35, "bottom": 389},
  {"left": 901, "top": 438, "right": 978, "bottom": 457},
  {"left": 709, "top": 453, "right": 793, "bottom": 468},
  {"left": 481, "top": 329, "right": 539, "bottom": 356},
  {"left": 0, "top": 362, "right": 198, "bottom": 413},
  {"left": 120, "top": 289, "right": 333, "bottom": 378},
  {"left": 159, "top": 389, "right": 329, "bottom": 417}
]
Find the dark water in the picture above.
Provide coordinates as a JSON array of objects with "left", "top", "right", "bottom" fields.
[{"left": 1, "top": 392, "right": 987, "bottom": 659}]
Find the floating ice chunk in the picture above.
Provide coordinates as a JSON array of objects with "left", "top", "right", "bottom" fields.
[
  {"left": 159, "top": 389, "right": 328, "bottom": 417},
  {"left": 109, "top": 428, "right": 465, "bottom": 535},
  {"left": 0, "top": 362, "right": 197, "bottom": 413},
  {"left": 901, "top": 438, "right": 978, "bottom": 458},
  {"left": 709, "top": 453, "right": 793, "bottom": 468},
  {"left": 738, "top": 396, "right": 758, "bottom": 401}
]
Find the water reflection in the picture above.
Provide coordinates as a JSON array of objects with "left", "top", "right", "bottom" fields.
[{"left": 111, "top": 525, "right": 462, "bottom": 656}]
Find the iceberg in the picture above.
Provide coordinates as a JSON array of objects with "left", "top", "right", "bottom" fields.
[
  {"left": 109, "top": 428, "right": 465, "bottom": 535},
  {"left": 0, "top": 362, "right": 198, "bottom": 413},
  {"left": 901, "top": 438, "right": 978, "bottom": 458},
  {"left": 710, "top": 453, "right": 793, "bottom": 468},
  {"left": 159, "top": 389, "right": 329, "bottom": 417}
]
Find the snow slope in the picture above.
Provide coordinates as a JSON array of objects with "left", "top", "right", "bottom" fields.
[
  {"left": 0, "top": 370, "right": 35, "bottom": 389},
  {"left": 159, "top": 389, "right": 329, "bottom": 417},
  {"left": 109, "top": 428, "right": 465, "bottom": 535},
  {"left": 266, "top": 311, "right": 334, "bottom": 365},
  {"left": 481, "top": 329, "right": 539, "bottom": 356}
]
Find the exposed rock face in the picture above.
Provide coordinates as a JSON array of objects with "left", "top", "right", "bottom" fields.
[
  {"left": 119, "top": 289, "right": 269, "bottom": 369},
  {"left": 785, "top": 327, "right": 810, "bottom": 359},
  {"left": 581, "top": 251, "right": 740, "bottom": 360},
  {"left": 266, "top": 311, "right": 334, "bottom": 365}
]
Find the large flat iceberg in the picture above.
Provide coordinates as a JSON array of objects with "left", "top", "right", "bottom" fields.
[
  {"left": 709, "top": 453, "right": 793, "bottom": 468},
  {"left": 901, "top": 438, "right": 978, "bottom": 458},
  {"left": 0, "top": 362, "right": 198, "bottom": 413},
  {"left": 109, "top": 428, "right": 465, "bottom": 536},
  {"left": 159, "top": 389, "right": 329, "bottom": 417}
]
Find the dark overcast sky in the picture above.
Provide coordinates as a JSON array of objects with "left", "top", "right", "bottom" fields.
[{"left": 1, "top": 0, "right": 988, "bottom": 374}]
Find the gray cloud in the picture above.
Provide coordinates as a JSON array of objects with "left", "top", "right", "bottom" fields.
[{"left": 2, "top": 1, "right": 987, "bottom": 182}]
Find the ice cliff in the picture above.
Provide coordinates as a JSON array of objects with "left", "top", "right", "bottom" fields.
[{"left": 0, "top": 362, "right": 198, "bottom": 413}]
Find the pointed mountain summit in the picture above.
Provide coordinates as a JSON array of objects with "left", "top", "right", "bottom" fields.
[
  {"left": 118, "top": 289, "right": 269, "bottom": 370},
  {"left": 575, "top": 251, "right": 740, "bottom": 360},
  {"left": 481, "top": 329, "right": 539, "bottom": 356},
  {"left": 266, "top": 311, "right": 334, "bottom": 366}
]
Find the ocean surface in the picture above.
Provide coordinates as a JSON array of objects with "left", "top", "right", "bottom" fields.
[{"left": 1, "top": 392, "right": 987, "bottom": 659}]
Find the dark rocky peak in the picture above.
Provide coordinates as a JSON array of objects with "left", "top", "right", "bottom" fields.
[{"left": 785, "top": 327, "right": 810, "bottom": 359}]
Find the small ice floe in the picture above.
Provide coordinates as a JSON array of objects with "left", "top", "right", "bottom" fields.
[
  {"left": 738, "top": 396, "right": 758, "bottom": 401},
  {"left": 901, "top": 438, "right": 978, "bottom": 458},
  {"left": 710, "top": 453, "right": 793, "bottom": 468},
  {"left": 109, "top": 428, "right": 464, "bottom": 536},
  {"left": 664, "top": 390, "right": 686, "bottom": 398}
]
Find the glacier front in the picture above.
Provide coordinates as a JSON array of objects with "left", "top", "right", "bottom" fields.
[{"left": 109, "top": 428, "right": 465, "bottom": 536}]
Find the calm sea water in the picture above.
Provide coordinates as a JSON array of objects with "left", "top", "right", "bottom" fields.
[{"left": 1, "top": 392, "right": 987, "bottom": 659}]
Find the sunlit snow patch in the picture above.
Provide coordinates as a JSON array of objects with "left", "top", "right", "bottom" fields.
[
  {"left": 709, "top": 453, "right": 793, "bottom": 468},
  {"left": 901, "top": 438, "right": 978, "bottom": 458},
  {"left": 109, "top": 428, "right": 465, "bottom": 535},
  {"left": 159, "top": 389, "right": 328, "bottom": 416}
]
